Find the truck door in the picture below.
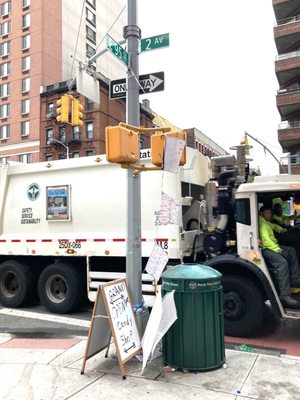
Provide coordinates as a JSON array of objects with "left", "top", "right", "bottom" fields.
[{"left": 235, "top": 194, "right": 260, "bottom": 262}]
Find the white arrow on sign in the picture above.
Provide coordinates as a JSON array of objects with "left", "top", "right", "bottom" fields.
[{"left": 140, "top": 74, "right": 163, "bottom": 92}]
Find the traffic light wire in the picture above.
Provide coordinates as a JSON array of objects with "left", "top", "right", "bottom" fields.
[{"left": 70, "top": 0, "right": 85, "bottom": 80}]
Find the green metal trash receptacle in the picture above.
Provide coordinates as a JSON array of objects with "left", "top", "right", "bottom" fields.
[{"left": 162, "top": 263, "right": 225, "bottom": 371}]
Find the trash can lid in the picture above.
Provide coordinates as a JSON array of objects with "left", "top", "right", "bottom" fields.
[{"left": 162, "top": 263, "right": 221, "bottom": 281}]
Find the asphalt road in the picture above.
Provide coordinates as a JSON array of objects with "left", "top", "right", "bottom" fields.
[{"left": 1, "top": 302, "right": 300, "bottom": 356}]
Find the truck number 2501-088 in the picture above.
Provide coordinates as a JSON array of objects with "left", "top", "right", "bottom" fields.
[{"left": 58, "top": 240, "right": 82, "bottom": 249}]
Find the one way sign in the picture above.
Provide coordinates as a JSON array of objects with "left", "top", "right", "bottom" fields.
[{"left": 109, "top": 71, "right": 164, "bottom": 99}]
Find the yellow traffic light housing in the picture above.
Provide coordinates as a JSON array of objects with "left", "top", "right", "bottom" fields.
[
  {"left": 151, "top": 130, "right": 187, "bottom": 167},
  {"left": 56, "top": 95, "right": 70, "bottom": 124},
  {"left": 71, "top": 98, "right": 84, "bottom": 126},
  {"left": 240, "top": 135, "right": 250, "bottom": 155},
  {"left": 105, "top": 126, "right": 139, "bottom": 164}
]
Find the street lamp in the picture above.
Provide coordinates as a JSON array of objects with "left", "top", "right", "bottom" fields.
[{"left": 47, "top": 138, "right": 70, "bottom": 159}]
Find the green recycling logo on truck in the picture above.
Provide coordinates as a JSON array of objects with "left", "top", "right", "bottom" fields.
[{"left": 27, "top": 183, "right": 40, "bottom": 201}]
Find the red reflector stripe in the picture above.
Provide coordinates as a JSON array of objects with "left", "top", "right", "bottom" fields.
[
  {"left": 26, "top": 240, "right": 36, "bottom": 243},
  {"left": 0, "top": 240, "right": 6, "bottom": 242},
  {"left": 156, "top": 238, "right": 169, "bottom": 242},
  {"left": 113, "top": 239, "right": 126, "bottom": 242},
  {"left": 93, "top": 239, "right": 106, "bottom": 242},
  {"left": 42, "top": 239, "right": 52, "bottom": 242},
  {"left": 11, "top": 240, "right": 21, "bottom": 243},
  {"left": 75, "top": 239, "right": 87, "bottom": 242}
]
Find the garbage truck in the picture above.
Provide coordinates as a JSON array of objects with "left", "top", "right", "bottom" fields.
[{"left": 1, "top": 143, "right": 300, "bottom": 338}]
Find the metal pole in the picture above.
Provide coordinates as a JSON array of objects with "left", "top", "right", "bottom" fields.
[
  {"left": 66, "top": 145, "right": 69, "bottom": 159},
  {"left": 288, "top": 152, "right": 292, "bottom": 174},
  {"left": 124, "top": 0, "right": 149, "bottom": 332}
]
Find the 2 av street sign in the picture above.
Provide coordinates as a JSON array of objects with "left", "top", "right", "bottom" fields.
[
  {"left": 109, "top": 71, "right": 165, "bottom": 99},
  {"left": 106, "top": 34, "right": 129, "bottom": 67},
  {"left": 141, "top": 33, "right": 169, "bottom": 52}
]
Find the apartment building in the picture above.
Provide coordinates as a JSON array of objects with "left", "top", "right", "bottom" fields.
[
  {"left": 0, "top": 0, "right": 126, "bottom": 163},
  {"left": 273, "top": 0, "right": 300, "bottom": 173}
]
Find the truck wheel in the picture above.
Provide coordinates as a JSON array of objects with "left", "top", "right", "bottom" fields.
[
  {"left": 222, "top": 274, "right": 264, "bottom": 338},
  {"left": 38, "top": 263, "right": 84, "bottom": 314},
  {"left": 0, "top": 260, "right": 35, "bottom": 307}
]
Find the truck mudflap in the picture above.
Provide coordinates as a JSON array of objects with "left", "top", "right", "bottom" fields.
[{"left": 205, "top": 253, "right": 282, "bottom": 318}]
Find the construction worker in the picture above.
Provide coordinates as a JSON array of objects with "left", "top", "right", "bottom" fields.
[
  {"left": 272, "top": 203, "right": 295, "bottom": 229},
  {"left": 259, "top": 206, "right": 300, "bottom": 308}
]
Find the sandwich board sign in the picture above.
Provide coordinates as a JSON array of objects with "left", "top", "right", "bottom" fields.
[{"left": 81, "top": 279, "right": 141, "bottom": 379}]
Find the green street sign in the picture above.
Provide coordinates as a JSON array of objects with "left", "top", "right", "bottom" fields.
[
  {"left": 141, "top": 33, "right": 170, "bottom": 52},
  {"left": 106, "top": 34, "right": 129, "bottom": 67}
]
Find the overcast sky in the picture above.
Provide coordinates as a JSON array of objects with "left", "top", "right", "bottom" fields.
[{"left": 138, "top": 0, "right": 282, "bottom": 174}]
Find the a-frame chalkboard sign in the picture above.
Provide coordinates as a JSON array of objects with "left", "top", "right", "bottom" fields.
[{"left": 81, "top": 279, "right": 142, "bottom": 379}]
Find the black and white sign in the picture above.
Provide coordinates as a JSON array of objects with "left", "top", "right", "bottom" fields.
[{"left": 110, "top": 72, "right": 165, "bottom": 99}]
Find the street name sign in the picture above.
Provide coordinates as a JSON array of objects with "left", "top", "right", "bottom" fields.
[
  {"left": 110, "top": 71, "right": 165, "bottom": 99},
  {"left": 141, "top": 33, "right": 169, "bottom": 52},
  {"left": 106, "top": 34, "right": 129, "bottom": 67}
]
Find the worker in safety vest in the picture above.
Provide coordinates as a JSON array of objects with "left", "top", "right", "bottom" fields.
[
  {"left": 272, "top": 203, "right": 295, "bottom": 229},
  {"left": 259, "top": 206, "right": 300, "bottom": 308}
]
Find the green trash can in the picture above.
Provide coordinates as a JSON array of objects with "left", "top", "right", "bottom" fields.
[{"left": 162, "top": 263, "right": 225, "bottom": 371}]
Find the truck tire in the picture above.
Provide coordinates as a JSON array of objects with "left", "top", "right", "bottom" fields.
[
  {"left": 38, "top": 263, "right": 84, "bottom": 314},
  {"left": 0, "top": 260, "right": 35, "bottom": 307},
  {"left": 222, "top": 274, "right": 264, "bottom": 338}
]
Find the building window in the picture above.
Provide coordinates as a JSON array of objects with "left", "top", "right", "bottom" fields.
[
  {"left": 21, "top": 77, "right": 30, "bottom": 93},
  {"left": 0, "top": 156, "right": 9, "bottom": 163},
  {"left": 86, "top": 43, "right": 96, "bottom": 58},
  {"left": 0, "top": 40, "right": 11, "bottom": 56},
  {"left": 21, "top": 34, "right": 30, "bottom": 50},
  {"left": 22, "top": 13, "right": 30, "bottom": 29},
  {"left": 59, "top": 126, "right": 66, "bottom": 142},
  {"left": 0, "top": 82, "right": 10, "bottom": 98},
  {"left": 58, "top": 153, "right": 66, "bottom": 160},
  {"left": 0, "top": 103, "right": 10, "bottom": 118},
  {"left": 85, "top": 98, "right": 93, "bottom": 111},
  {"left": 0, "top": 124, "right": 9, "bottom": 139},
  {"left": 86, "top": 25, "right": 96, "bottom": 43},
  {"left": 19, "top": 153, "right": 31, "bottom": 163},
  {"left": 45, "top": 154, "right": 52, "bottom": 161},
  {"left": 46, "top": 128, "right": 53, "bottom": 142},
  {"left": 0, "top": 1, "right": 11, "bottom": 17},
  {"left": 0, "top": 21, "right": 11, "bottom": 36},
  {"left": 47, "top": 102, "right": 54, "bottom": 113},
  {"left": 21, "top": 120, "right": 29, "bottom": 136},
  {"left": 86, "top": 121, "right": 93, "bottom": 139},
  {"left": 72, "top": 152, "right": 80, "bottom": 158},
  {"left": 86, "top": 150, "right": 93, "bottom": 157},
  {"left": 21, "top": 55, "right": 30, "bottom": 71},
  {"left": 22, "top": 0, "right": 31, "bottom": 7},
  {"left": 0, "top": 61, "right": 11, "bottom": 77},
  {"left": 86, "top": 8, "right": 96, "bottom": 25},
  {"left": 72, "top": 125, "right": 80, "bottom": 140},
  {"left": 21, "top": 99, "right": 30, "bottom": 114},
  {"left": 87, "top": 0, "right": 96, "bottom": 8}
]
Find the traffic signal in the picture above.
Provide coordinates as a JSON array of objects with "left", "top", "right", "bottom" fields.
[
  {"left": 151, "top": 130, "right": 187, "bottom": 167},
  {"left": 240, "top": 135, "right": 250, "bottom": 155},
  {"left": 71, "top": 98, "right": 84, "bottom": 126},
  {"left": 56, "top": 95, "right": 70, "bottom": 124},
  {"left": 105, "top": 126, "right": 139, "bottom": 164}
]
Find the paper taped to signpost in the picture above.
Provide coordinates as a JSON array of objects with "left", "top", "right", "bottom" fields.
[
  {"left": 145, "top": 244, "right": 169, "bottom": 282},
  {"left": 141, "top": 290, "right": 177, "bottom": 374},
  {"left": 156, "top": 192, "right": 180, "bottom": 226},
  {"left": 163, "top": 136, "right": 185, "bottom": 174}
]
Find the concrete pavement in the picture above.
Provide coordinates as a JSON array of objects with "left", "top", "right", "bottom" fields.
[{"left": 1, "top": 334, "right": 300, "bottom": 399}]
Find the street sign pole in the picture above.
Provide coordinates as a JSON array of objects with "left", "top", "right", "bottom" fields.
[{"left": 124, "top": 0, "right": 149, "bottom": 332}]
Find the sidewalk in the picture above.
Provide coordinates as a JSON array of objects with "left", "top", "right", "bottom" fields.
[{"left": 1, "top": 333, "right": 300, "bottom": 400}]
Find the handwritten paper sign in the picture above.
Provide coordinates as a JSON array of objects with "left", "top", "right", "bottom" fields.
[
  {"left": 81, "top": 279, "right": 141, "bottom": 379},
  {"left": 163, "top": 136, "right": 185, "bottom": 174},
  {"left": 102, "top": 279, "right": 141, "bottom": 364},
  {"left": 155, "top": 192, "right": 180, "bottom": 226},
  {"left": 145, "top": 244, "right": 169, "bottom": 282}
]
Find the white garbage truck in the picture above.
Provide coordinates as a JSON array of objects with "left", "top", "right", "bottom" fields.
[
  {"left": 0, "top": 147, "right": 210, "bottom": 314},
  {"left": 2, "top": 144, "right": 300, "bottom": 338}
]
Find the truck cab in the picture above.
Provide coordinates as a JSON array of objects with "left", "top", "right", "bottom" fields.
[{"left": 206, "top": 174, "right": 300, "bottom": 337}]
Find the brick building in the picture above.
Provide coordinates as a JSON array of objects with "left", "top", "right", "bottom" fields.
[
  {"left": 273, "top": 0, "right": 300, "bottom": 173},
  {"left": 0, "top": 0, "right": 126, "bottom": 163}
]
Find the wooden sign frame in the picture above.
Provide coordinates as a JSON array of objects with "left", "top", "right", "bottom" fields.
[{"left": 81, "top": 279, "right": 142, "bottom": 379}]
